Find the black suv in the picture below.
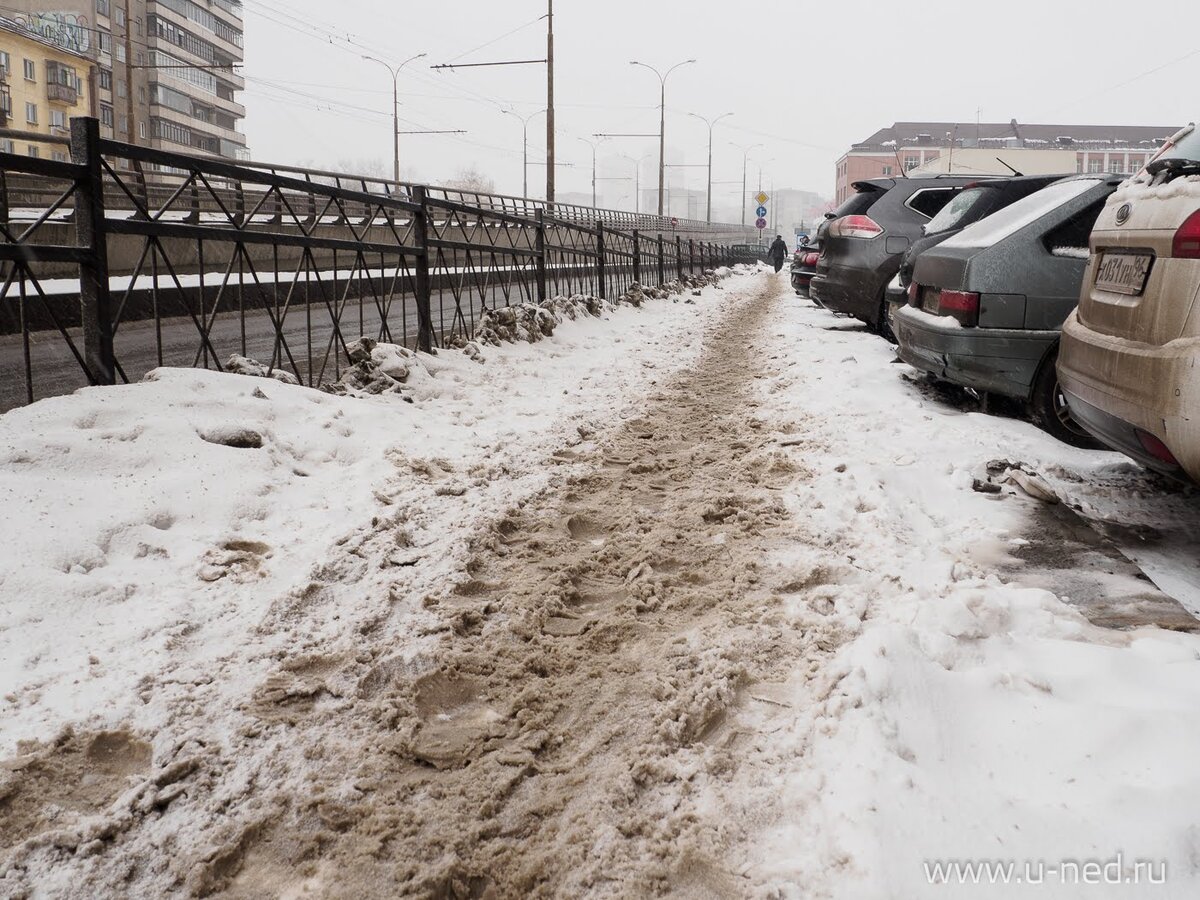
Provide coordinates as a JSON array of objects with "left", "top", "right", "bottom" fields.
[{"left": 810, "top": 175, "right": 982, "bottom": 336}]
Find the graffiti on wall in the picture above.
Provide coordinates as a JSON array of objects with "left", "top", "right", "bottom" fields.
[{"left": 13, "top": 12, "right": 93, "bottom": 54}]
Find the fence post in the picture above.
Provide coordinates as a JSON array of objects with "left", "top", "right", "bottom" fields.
[
  {"left": 71, "top": 117, "right": 115, "bottom": 386},
  {"left": 411, "top": 184, "right": 435, "bottom": 353},
  {"left": 632, "top": 229, "right": 642, "bottom": 285},
  {"left": 657, "top": 234, "right": 665, "bottom": 287},
  {"left": 535, "top": 208, "right": 548, "bottom": 302},
  {"left": 689, "top": 238, "right": 695, "bottom": 275},
  {"left": 595, "top": 221, "right": 606, "bottom": 300},
  {"left": 675, "top": 235, "right": 684, "bottom": 281}
]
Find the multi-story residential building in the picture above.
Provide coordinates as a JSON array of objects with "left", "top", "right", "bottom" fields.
[
  {"left": 834, "top": 120, "right": 1177, "bottom": 205},
  {"left": 5, "top": 0, "right": 246, "bottom": 161},
  {"left": 0, "top": 16, "right": 94, "bottom": 159}
]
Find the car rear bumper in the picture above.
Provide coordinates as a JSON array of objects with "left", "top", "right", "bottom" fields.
[
  {"left": 894, "top": 306, "right": 1055, "bottom": 400},
  {"left": 1059, "top": 312, "right": 1200, "bottom": 480},
  {"left": 810, "top": 265, "right": 885, "bottom": 319}
]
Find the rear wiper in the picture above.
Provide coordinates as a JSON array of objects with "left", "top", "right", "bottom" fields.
[{"left": 996, "top": 158, "right": 1023, "bottom": 176}]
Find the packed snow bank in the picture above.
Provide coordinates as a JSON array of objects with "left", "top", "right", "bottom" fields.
[
  {"left": 745, "top": 305, "right": 1200, "bottom": 897},
  {"left": 0, "top": 271, "right": 746, "bottom": 751}
]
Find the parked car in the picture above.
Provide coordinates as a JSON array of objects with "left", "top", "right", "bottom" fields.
[
  {"left": 1058, "top": 123, "right": 1200, "bottom": 480},
  {"left": 883, "top": 174, "right": 1067, "bottom": 333},
  {"left": 893, "top": 174, "right": 1122, "bottom": 445},
  {"left": 729, "top": 244, "right": 769, "bottom": 265},
  {"left": 791, "top": 237, "right": 821, "bottom": 298},
  {"left": 811, "top": 175, "right": 982, "bottom": 338}
]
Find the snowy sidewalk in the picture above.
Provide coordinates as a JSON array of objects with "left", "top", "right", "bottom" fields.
[{"left": 2, "top": 269, "right": 1200, "bottom": 898}]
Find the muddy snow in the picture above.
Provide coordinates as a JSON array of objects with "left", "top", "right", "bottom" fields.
[{"left": 3, "top": 269, "right": 1200, "bottom": 898}]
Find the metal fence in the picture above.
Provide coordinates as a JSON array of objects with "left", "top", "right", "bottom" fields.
[{"left": 0, "top": 118, "right": 751, "bottom": 411}]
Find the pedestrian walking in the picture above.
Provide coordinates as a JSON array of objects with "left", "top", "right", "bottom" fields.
[{"left": 768, "top": 234, "right": 789, "bottom": 273}]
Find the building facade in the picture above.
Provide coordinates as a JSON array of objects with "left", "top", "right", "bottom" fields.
[
  {"left": 0, "top": 17, "right": 93, "bottom": 159},
  {"left": 834, "top": 121, "right": 1177, "bottom": 205},
  {"left": 3, "top": 0, "right": 246, "bottom": 161}
]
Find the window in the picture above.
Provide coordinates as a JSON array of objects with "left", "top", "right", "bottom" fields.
[
  {"left": 0, "top": 51, "right": 9, "bottom": 75},
  {"left": 28, "top": 145, "right": 39, "bottom": 158},
  {"left": 23, "top": 58, "right": 35, "bottom": 81},
  {"left": 0, "top": 139, "right": 13, "bottom": 153},
  {"left": 115, "top": 6, "right": 126, "bottom": 26},
  {"left": 1109, "top": 159, "right": 1123, "bottom": 174},
  {"left": 50, "top": 110, "right": 65, "bottom": 129},
  {"left": 904, "top": 154, "right": 920, "bottom": 171},
  {"left": 1128, "top": 155, "right": 1144, "bottom": 171},
  {"left": 97, "top": 0, "right": 110, "bottom": 14},
  {"left": 100, "top": 103, "right": 114, "bottom": 126},
  {"left": 1043, "top": 199, "right": 1107, "bottom": 256},
  {"left": 139, "top": 121, "right": 147, "bottom": 139},
  {"left": 99, "top": 68, "right": 112, "bottom": 91},
  {"left": 119, "top": 114, "right": 128, "bottom": 134},
  {"left": 906, "top": 188, "right": 959, "bottom": 219},
  {"left": 117, "top": 79, "right": 127, "bottom": 99},
  {"left": 52, "top": 150, "right": 67, "bottom": 162},
  {"left": 1076, "top": 156, "right": 1084, "bottom": 174},
  {"left": 882, "top": 165, "right": 893, "bottom": 176},
  {"left": 116, "top": 43, "right": 126, "bottom": 63},
  {"left": 25, "top": 102, "right": 37, "bottom": 124},
  {"left": 1088, "top": 158, "right": 1104, "bottom": 173}
]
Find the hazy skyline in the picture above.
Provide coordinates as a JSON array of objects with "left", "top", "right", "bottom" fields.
[{"left": 241, "top": 0, "right": 1196, "bottom": 212}]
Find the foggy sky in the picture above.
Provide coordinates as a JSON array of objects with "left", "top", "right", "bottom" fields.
[{"left": 241, "top": 0, "right": 1195, "bottom": 215}]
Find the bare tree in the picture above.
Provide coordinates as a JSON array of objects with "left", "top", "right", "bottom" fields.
[{"left": 445, "top": 166, "right": 496, "bottom": 194}]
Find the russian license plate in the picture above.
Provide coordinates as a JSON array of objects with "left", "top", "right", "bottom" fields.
[{"left": 1095, "top": 252, "right": 1153, "bottom": 296}]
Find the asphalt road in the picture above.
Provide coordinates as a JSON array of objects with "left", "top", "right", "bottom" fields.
[{"left": 0, "top": 287, "right": 497, "bottom": 412}]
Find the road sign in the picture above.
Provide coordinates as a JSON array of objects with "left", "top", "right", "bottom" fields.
[
  {"left": 755, "top": 205, "right": 768, "bottom": 218},
  {"left": 670, "top": 216, "right": 679, "bottom": 227},
  {"left": 755, "top": 217, "right": 767, "bottom": 229},
  {"left": 755, "top": 191, "right": 769, "bottom": 206}
]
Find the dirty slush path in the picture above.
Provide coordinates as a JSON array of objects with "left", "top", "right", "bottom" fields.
[{"left": 7, "top": 277, "right": 856, "bottom": 898}]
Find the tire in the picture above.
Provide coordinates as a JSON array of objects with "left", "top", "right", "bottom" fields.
[
  {"left": 1029, "top": 348, "right": 1102, "bottom": 449},
  {"left": 877, "top": 295, "right": 897, "bottom": 344}
]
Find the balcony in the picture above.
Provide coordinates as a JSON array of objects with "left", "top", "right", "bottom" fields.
[{"left": 47, "top": 82, "right": 79, "bottom": 105}]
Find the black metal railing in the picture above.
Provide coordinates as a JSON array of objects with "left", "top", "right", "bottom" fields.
[{"left": 0, "top": 118, "right": 750, "bottom": 411}]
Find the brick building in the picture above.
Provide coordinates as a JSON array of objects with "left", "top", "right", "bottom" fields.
[{"left": 834, "top": 120, "right": 1177, "bottom": 205}]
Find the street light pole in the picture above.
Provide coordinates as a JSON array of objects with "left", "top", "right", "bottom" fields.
[
  {"left": 630, "top": 58, "right": 696, "bottom": 217},
  {"left": 731, "top": 142, "right": 764, "bottom": 228},
  {"left": 503, "top": 108, "right": 546, "bottom": 198},
  {"left": 579, "top": 136, "right": 606, "bottom": 207},
  {"left": 362, "top": 52, "right": 427, "bottom": 185},
  {"left": 688, "top": 111, "right": 733, "bottom": 224}
]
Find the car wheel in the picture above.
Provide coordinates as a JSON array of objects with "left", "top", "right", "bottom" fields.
[
  {"left": 1029, "top": 349, "right": 1103, "bottom": 449},
  {"left": 877, "top": 295, "right": 897, "bottom": 344}
]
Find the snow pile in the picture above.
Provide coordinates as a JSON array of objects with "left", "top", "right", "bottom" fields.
[{"left": 223, "top": 354, "right": 299, "bottom": 385}]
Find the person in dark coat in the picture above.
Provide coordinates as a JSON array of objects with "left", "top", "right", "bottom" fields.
[{"left": 768, "top": 235, "right": 789, "bottom": 273}]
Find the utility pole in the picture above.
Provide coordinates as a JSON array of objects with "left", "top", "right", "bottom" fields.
[
  {"left": 689, "top": 111, "right": 733, "bottom": 224},
  {"left": 363, "top": 52, "right": 427, "bottom": 184},
  {"left": 732, "top": 142, "right": 763, "bottom": 227},
  {"left": 579, "top": 136, "right": 606, "bottom": 207},
  {"left": 621, "top": 153, "right": 652, "bottom": 214},
  {"left": 630, "top": 58, "right": 696, "bottom": 217},
  {"left": 546, "top": 0, "right": 555, "bottom": 207}
]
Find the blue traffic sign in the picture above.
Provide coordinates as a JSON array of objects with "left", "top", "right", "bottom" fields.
[{"left": 755, "top": 205, "right": 768, "bottom": 218}]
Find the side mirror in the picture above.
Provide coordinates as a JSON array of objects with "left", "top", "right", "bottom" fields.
[{"left": 824, "top": 212, "right": 836, "bottom": 220}]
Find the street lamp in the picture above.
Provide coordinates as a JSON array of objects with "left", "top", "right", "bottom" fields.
[
  {"left": 620, "top": 152, "right": 654, "bottom": 214},
  {"left": 502, "top": 107, "right": 546, "bottom": 199},
  {"left": 362, "top": 52, "right": 427, "bottom": 185},
  {"left": 688, "top": 111, "right": 733, "bottom": 224},
  {"left": 578, "top": 135, "right": 607, "bottom": 207},
  {"left": 731, "top": 142, "right": 764, "bottom": 228},
  {"left": 629, "top": 58, "right": 696, "bottom": 217}
]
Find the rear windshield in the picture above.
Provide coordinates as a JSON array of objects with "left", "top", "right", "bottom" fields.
[
  {"left": 1151, "top": 124, "right": 1200, "bottom": 168},
  {"left": 923, "top": 187, "right": 995, "bottom": 235},
  {"left": 834, "top": 188, "right": 882, "bottom": 218},
  {"left": 939, "top": 179, "right": 1098, "bottom": 250}
]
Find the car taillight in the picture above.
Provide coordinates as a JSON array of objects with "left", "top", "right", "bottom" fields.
[
  {"left": 833, "top": 215, "right": 883, "bottom": 239},
  {"left": 907, "top": 282, "right": 919, "bottom": 305},
  {"left": 938, "top": 289, "right": 980, "bottom": 326},
  {"left": 1135, "top": 429, "right": 1180, "bottom": 466},
  {"left": 803, "top": 252, "right": 819, "bottom": 266},
  {"left": 1172, "top": 209, "right": 1200, "bottom": 259}
]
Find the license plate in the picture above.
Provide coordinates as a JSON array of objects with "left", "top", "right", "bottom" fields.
[{"left": 1095, "top": 252, "right": 1153, "bottom": 296}]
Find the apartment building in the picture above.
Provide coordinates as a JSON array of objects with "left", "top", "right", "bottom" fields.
[
  {"left": 834, "top": 120, "right": 1176, "bottom": 205},
  {"left": 5, "top": 0, "right": 247, "bottom": 161},
  {"left": 0, "top": 17, "right": 93, "bottom": 159}
]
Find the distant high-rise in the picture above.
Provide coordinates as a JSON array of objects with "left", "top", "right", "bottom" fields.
[{"left": 3, "top": 0, "right": 248, "bottom": 160}]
